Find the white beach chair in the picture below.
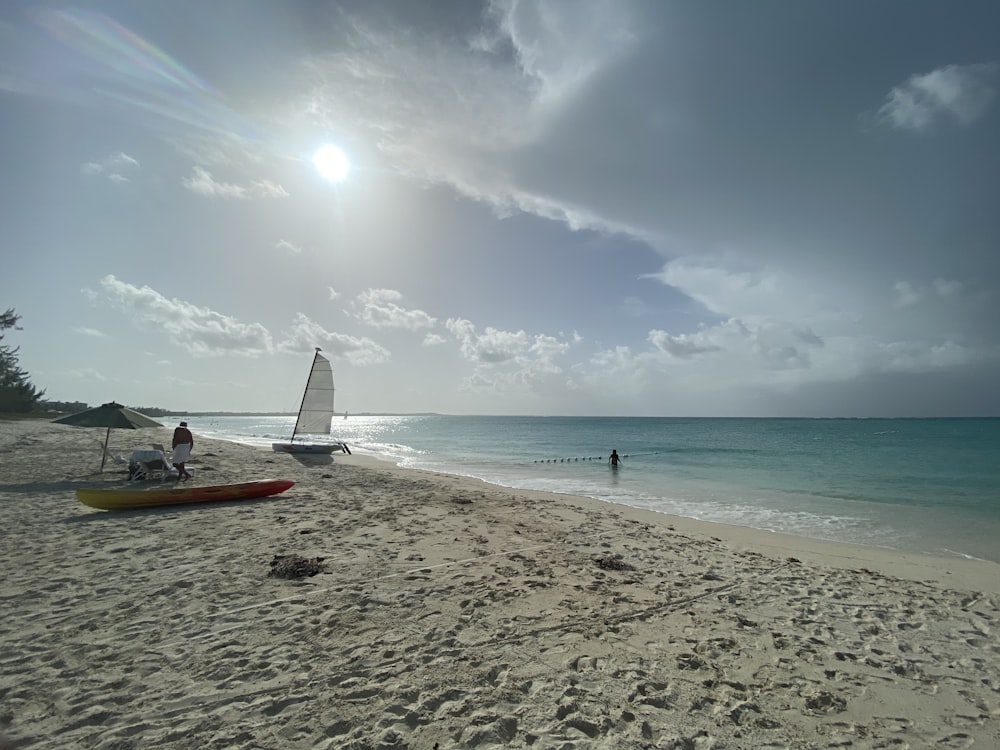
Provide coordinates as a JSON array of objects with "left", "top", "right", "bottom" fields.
[{"left": 132, "top": 457, "right": 173, "bottom": 481}]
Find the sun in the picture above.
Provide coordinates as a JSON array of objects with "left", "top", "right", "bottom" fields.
[{"left": 313, "top": 144, "right": 350, "bottom": 182}]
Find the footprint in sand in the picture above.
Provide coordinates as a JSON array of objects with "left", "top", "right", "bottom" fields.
[{"left": 934, "top": 732, "right": 974, "bottom": 748}]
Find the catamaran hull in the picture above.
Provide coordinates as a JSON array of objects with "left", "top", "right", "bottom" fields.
[
  {"left": 77, "top": 479, "right": 295, "bottom": 511},
  {"left": 271, "top": 442, "right": 345, "bottom": 454}
]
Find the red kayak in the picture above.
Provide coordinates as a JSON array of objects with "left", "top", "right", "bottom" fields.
[{"left": 77, "top": 479, "right": 295, "bottom": 511}]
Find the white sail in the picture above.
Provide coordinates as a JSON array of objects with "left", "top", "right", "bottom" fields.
[{"left": 292, "top": 350, "right": 335, "bottom": 440}]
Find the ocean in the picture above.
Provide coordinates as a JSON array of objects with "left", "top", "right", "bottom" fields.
[{"left": 179, "top": 415, "right": 1000, "bottom": 564}]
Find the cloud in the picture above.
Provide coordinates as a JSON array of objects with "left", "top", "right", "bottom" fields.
[
  {"left": 276, "top": 239, "right": 303, "bottom": 254},
  {"left": 424, "top": 315, "right": 578, "bottom": 399},
  {"left": 299, "top": 2, "right": 644, "bottom": 237},
  {"left": 182, "top": 166, "right": 289, "bottom": 199},
  {"left": 646, "top": 317, "right": 821, "bottom": 373},
  {"left": 252, "top": 179, "right": 289, "bottom": 198},
  {"left": 479, "top": 0, "right": 636, "bottom": 101},
  {"left": 456, "top": 324, "right": 568, "bottom": 370},
  {"left": 183, "top": 166, "right": 246, "bottom": 198},
  {"left": 279, "top": 313, "right": 390, "bottom": 365},
  {"left": 73, "top": 326, "right": 107, "bottom": 337},
  {"left": 81, "top": 151, "right": 139, "bottom": 182},
  {"left": 108, "top": 152, "right": 139, "bottom": 168},
  {"left": 352, "top": 289, "right": 437, "bottom": 330},
  {"left": 66, "top": 367, "right": 108, "bottom": 381},
  {"left": 95, "top": 275, "right": 273, "bottom": 356},
  {"left": 93, "top": 277, "right": 393, "bottom": 366},
  {"left": 447, "top": 317, "right": 529, "bottom": 363},
  {"left": 621, "top": 257, "right": 998, "bottom": 398},
  {"left": 647, "top": 329, "right": 719, "bottom": 358},
  {"left": 876, "top": 62, "right": 998, "bottom": 131},
  {"left": 647, "top": 258, "right": 839, "bottom": 323},
  {"left": 894, "top": 277, "right": 968, "bottom": 309},
  {"left": 422, "top": 333, "right": 447, "bottom": 346}
]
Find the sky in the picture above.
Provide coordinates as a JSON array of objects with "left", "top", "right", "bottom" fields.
[{"left": 2, "top": 0, "right": 999, "bottom": 417}]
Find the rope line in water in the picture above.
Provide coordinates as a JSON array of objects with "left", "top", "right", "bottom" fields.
[{"left": 533, "top": 451, "right": 661, "bottom": 463}]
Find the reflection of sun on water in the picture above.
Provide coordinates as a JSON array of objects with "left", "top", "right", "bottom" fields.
[{"left": 313, "top": 145, "right": 350, "bottom": 181}]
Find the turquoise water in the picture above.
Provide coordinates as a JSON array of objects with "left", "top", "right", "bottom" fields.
[{"left": 182, "top": 415, "right": 1000, "bottom": 563}]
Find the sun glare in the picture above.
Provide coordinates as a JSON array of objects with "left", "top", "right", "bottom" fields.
[{"left": 313, "top": 144, "right": 350, "bottom": 182}]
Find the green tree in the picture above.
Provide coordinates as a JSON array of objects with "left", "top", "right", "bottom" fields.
[{"left": 0, "top": 308, "right": 45, "bottom": 413}]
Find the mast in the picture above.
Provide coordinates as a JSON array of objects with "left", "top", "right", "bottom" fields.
[{"left": 290, "top": 347, "right": 322, "bottom": 443}]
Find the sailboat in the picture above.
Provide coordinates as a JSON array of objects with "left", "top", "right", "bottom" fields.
[{"left": 272, "top": 348, "right": 349, "bottom": 454}]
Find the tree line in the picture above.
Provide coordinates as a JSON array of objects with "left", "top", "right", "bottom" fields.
[{"left": 0, "top": 308, "right": 45, "bottom": 414}]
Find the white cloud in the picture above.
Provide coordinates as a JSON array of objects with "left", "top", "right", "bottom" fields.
[
  {"left": 183, "top": 167, "right": 289, "bottom": 199},
  {"left": 444, "top": 317, "right": 571, "bottom": 391},
  {"left": 447, "top": 317, "right": 529, "bottom": 363},
  {"left": 876, "top": 62, "right": 998, "bottom": 131},
  {"left": 300, "top": 3, "right": 641, "bottom": 237},
  {"left": 108, "top": 152, "right": 139, "bottom": 168},
  {"left": 647, "top": 258, "right": 832, "bottom": 322},
  {"left": 647, "top": 329, "right": 719, "bottom": 358},
  {"left": 352, "top": 289, "right": 437, "bottom": 330},
  {"left": 276, "top": 239, "right": 303, "bottom": 254},
  {"left": 434, "top": 316, "right": 579, "bottom": 399},
  {"left": 96, "top": 275, "right": 273, "bottom": 356},
  {"left": 93, "top": 278, "right": 392, "bottom": 365},
  {"left": 422, "top": 333, "right": 447, "bottom": 346},
  {"left": 183, "top": 166, "right": 246, "bottom": 198},
  {"left": 279, "top": 312, "right": 390, "bottom": 366},
  {"left": 252, "top": 180, "right": 290, "bottom": 198},
  {"left": 73, "top": 327, "right": 106, "bottom": 337},
  {"left": 480, "top": 0, "right": 636, "bottom": 102},
  {"left": 81, "top": 151, "right": 139, "bottom": 182},
  {"left": 66, "top": 367, "right": 109, "bottom": 381},
  {"left": 648, "top": 317, "right": 821, "bottom": 373},
  {"left": 530, "top": 333, "right": 571, "bottom": 369}
]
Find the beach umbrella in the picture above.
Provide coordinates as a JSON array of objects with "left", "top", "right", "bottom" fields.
[{"left": 52, "top": 401, "right": 163, "bottom": 470}]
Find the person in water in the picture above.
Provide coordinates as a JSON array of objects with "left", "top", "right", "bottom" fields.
[
  {"left": 608, "top": 449, "right": 621, "bottom": 467},
  {"left": 171, "top": 421, "right": 194, "bottom": 480}
]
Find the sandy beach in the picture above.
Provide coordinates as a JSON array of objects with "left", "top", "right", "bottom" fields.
[{"left": 1, "top": 418, "right": 998, "bottom": 749}]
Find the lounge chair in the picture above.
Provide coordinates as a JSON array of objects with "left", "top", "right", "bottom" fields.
[
  {"left": 98, "top": 442, "right": 129, "bottom": 469},
  {"left": 134, "top": 457, "right": 175, "bottom": 481}
]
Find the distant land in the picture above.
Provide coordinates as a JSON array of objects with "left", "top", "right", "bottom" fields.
[
  {"left": 162, "top": 411, "right": 446, "bottom": 418},
  {"left": 34, "top": 401, "right": 445, "bottom": 419}
]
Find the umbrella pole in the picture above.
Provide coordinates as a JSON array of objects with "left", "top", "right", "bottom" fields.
[{"left": 101, "top": 426, "right": 111, "bottom": 471}]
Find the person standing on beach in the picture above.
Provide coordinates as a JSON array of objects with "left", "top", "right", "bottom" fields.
[
  {"left": 608, "top": 449, "right": 621, "bottom": 468},
  {"left": 171, "top": 421, "right": 194, "bottom": 480}
]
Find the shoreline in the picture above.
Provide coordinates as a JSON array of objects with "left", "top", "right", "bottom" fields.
[
  {"left": 219, "top": 430, "right": 1000, "bottom": 588},
  {"left": 195, "top": 415, "right": 1000, "bottom": 568},
  {"left": 352, "top": 452, "right": 1000, "bottom": 594},
  {"left": 2, "top": 417, "right": 999, "bottom": 748}
]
